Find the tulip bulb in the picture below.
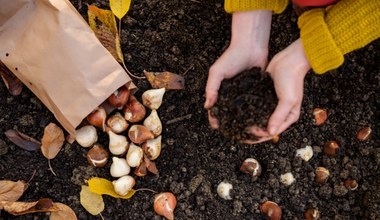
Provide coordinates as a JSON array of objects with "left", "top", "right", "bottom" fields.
[
  {"left": 126, "top": 143, "right": 144, "bottom": 167},
  {"left": 134, "top": 161, "right": 147, "bottom": 177},
  {"left": 144, "top": 110, "right": 162, "bottom": 137},
  {"left": 142, "top": 88, "right": 165, "bottom": 110},
  {"left": 217, "top": 181, "right": 233, "bottom": 200},
  {"left": 154, "top": 192, "right": 177, "bottom": 220},
  {"left": 110, "top": 157, "right": 131, "bottom": 177},
  {"left": 107, "top": 86, "right": 130, "bottom": 110},
  {"left": 87, "top": 144, "right": 109, "bottom": 167},
  {"left": 107, "top": 112, "right": 129, "bottom": 133},
  {"left": 75, "top": 125, "right": 98, "bottom": 148},
  {"left": 123, "top": 95, "right": 146, "bottom": 123},
  {"left": 86, "top": 106, "right": 107, "bottom": 131},
  {"left": 108, "top": 130, "right": 129, "bottom": 156},
  {"left": 112, "top": 175, "right": 135, "bottom": 196},
  {"left": 142, "top": 135, "right": 162, "bottom": 160},
  {"left": 128, "top": 125, "right": 155, "bottom": 144}
]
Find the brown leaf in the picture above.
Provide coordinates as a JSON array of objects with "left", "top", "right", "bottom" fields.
[
  {"left": 2, "top": 198, "right": 59, "bottom": 215},
  {"left": 4, "top": 129, "right": 41, "bottom": 151},
  {"left": 144, "top": 154, "right": 159, "bottom": 175},
  {"left": 0, "top": 180, "right": 27, "bottom": 202},
  {"left": 144, "top": 70, "right": 185, "bottom": 90},
  {"left": 0, "top": 61, "right": 23, "bottom": 96},
  {"left": 41, "top": 123, "right": 65, "bottom": 159},
  {"left": 50, "top": 202, "right": 77, "bottom": 220}
]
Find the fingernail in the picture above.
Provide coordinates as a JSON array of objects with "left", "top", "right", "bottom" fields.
[{"left": 269, "top": 126, "right": 278, "bottom": 136}]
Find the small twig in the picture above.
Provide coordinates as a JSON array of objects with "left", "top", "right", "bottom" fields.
[
  {"left": 189, "top": 0, "right": 201, "bottom": 3},
  {"left": 121, "top": 60, "right": 146, "bottom": 79},
  {"left": 135, "top": 188, "right": 158, "bottom": 194},
  {"left": 26, "top": 170, "right": 37, "bottom": 185},
  {"left": 183, "top": 64, "right": 194, "bottom": 76},
  {"left": 166, "top": 114, "right": 192, "bottom": 125},
  {"left": 48, "top": 159, "right": 57, "bottom": 176},
  {"left": 99, "top": 212, "right": 105, "bottom": 220}
]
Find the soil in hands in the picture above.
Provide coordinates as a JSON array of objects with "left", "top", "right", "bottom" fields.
[{"left": 211, "top": 67, "right": 277, "bottom": 142}]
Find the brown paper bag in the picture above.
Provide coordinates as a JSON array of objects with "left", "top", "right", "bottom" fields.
[{"left": 0, "top": 0, "right": 136, "bottom": 135}]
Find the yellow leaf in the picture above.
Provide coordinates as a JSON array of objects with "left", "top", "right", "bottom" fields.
[
  {"left": 87, "top": 5, "right": 124, "bottom": 63},
  {"left": 41, "top": 123, "right": 65, "bottom": 159},
  {"left": 87, "top": 177, "right": 136, "bottom": 199},
  {"left": 80, "top": 186, "right": 104, "bottom": 216},
  {"left": 109, "top": 0, "right": 131, "bottom": 20}
]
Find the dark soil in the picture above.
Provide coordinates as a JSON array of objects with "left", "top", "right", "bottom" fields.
[
  {"left": 1, "top": 0, "right": 380, "bottom": 220},
  {"left": 211, "top": 68, "right": 277, "bottom": 142}
]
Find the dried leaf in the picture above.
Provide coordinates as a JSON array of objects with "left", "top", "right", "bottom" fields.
[
  {"left": 4, "top": 129, "right": 41, "bottom": 151},
  {"left": 87, "top": 177, "right": 136, "bottom": 199},
  {"left": 0, "top": 61, "right": 23, "bottom": 96},
  {"left": 88, "top": 5, "right": 123, "bottom": 63},
  {"left": 144, "top": 70, "right": 185, "bottom": 90},
  {"left": 50, "top": 202, "right": 77, "bottom": 220},
  {"left": 80, "top": 185, "right": 104, "bottom": 216},
  {"left": 41, "top": 123, "right": 65, "bottom": 159},
  {"left": 2, "top": 198, "right": 59, "bottom": 215},
  {"left": 0, "top": 180, "right": 27, "bottom": 202},
  {"left": 109, "top": 0, "right": 131, "bottom": 19},
  {"left": 144, "top": 155, "right": 159, "bottom": 175}
]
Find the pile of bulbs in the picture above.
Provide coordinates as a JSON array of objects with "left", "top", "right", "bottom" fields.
[{"left": 75, "top": 85, "right": 165, "bottom": 196}]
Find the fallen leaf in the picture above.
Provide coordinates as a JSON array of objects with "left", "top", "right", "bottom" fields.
[
  {"left": 0, "top": 180, "right": 27, "bottom": 202},
  {"left": 87, "top": 177, "right": 136, "bottom": 199},
  {"left": 50, "top": 202, "right": 77, "bottom": 220},
  {"left": 80, "top": 185, "right": 104, "bottom": 216},
  {"left": 144, "top": 154, "right": 159, "bottom": 175},
  {"left": 4, "top": 129, "right": 41, "bottom": 151},
  {"left": 41, "top": 123, "right": 65, "bottom": 159},
  {"left": 144, "top": 70, "right": 185, "bottom": 90},
  {"left": 0, "top": 61, "right": 23, "bottom": 96},
  {"left": 109, "top": 0, "right": 131, "bottom": 19},
  {"left": 2, "top": 198, "right": 59, "bottom": 215},
  {"left": 88, "top": 5, "right": 123, "bottom": 63}
]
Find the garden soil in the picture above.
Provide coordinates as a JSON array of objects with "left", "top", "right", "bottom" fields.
[{"left": 1, "top": 0, "right": 380, "bottom": 219}]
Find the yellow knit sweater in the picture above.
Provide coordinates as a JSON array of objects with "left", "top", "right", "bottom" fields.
[{"left": 224, "top": 0, "right": 380, "bottom": 74}]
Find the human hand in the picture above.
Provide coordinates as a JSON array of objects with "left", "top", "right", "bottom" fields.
[
  {"left": 205, "top": 10, "right": 273, "bottom": 129},
  {"left": 265, "top": 39, "right": 311, "bottom": 136}
]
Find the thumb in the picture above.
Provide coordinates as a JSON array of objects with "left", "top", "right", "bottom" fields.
[
  {"left": 204, "top": 71, "right": 224, "bottom": 109},
  {"left": 267, "top": 100, "right": 293, "bottom": 135}
]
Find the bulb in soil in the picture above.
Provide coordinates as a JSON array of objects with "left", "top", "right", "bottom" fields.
[
  {"left": 143, "top": 109, "right": 162, "bottom": 137},
  {"left": 75, "top": 125, "right": 98, "bottom": 148},
  {"left": 128, "top": 125, "right": 155, "bottom": 144},
  {"left": 217, "top": 181, "right": 233, "bottom": 200},
  {"left": 240, "top": 158, "right": 262, "bottom": 177},
  {"left": 112, "top": 175, "right": 135, "bottom": 196},
  {"left": 110, "top": 157, "right": 130, "bottom": 177},
  {"left": 142, "top": 135, "right": 162, "bottom": 160},
  {"left": 154, "top": 192, "right": 177, "bottom": 220},
  {"left": 260, "top": 201, "right": 282, "bottom": 220},
  {"left": 123, "top": 95, "right": 146, "bottom": 123},
  {"left": 126, "top": 143, "right": 143, "bottom": 167},
  {"left": 108, "top": 130, "right": 129, "bottom": 156},
  {"left": 296, "top": 145, "right": 313, "bottom": 161},
  {"left": 86, "top": 144, "right": 109, "bottom": 167},
  {"left": 142, "top": 88, "right": 165, "bottom": 110}
]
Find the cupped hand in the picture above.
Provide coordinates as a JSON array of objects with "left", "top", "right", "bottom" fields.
[
  {"left": 265, "top": 39, "right": 311, "bottom": 136},
  {"left": 205, "top": 10, "right": 273, "bottom": 129}
]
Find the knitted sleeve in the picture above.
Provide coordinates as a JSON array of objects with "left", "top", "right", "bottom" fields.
[
  {"left": 224, "top": 0, "right": 289, "bottom": 14},
  {"left": 298, "top": 0, "right": 380, "bottom": 74}
]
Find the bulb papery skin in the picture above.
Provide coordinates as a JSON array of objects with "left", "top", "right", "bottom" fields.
[
  {"left": 107, "top": 86, "right": 130, "bottom": 110},
  {"left": 280, "top": 172, "right": 296, "bottom": 186},
  {"left": 86, "top": 106, "right": 107, "bottom": 131},
  {"left": 128, "top": 125, "right": 155, "bottom": 144},
  {"left": 142, "top": 135, "right": 162, "bottom": 160},
  {"left": 154, "top": 192, "right": 177, "bottom": 220},
  {"left": 75, "top": 125, "right": 98, "bottom": 148},
  {"left": 107, "top": 112, "right": 129, "bottom": 133},
  {"left": 108, "top": 130, "right": 129, "bottom": 155},
  {"left": 143, "top": 110, "right": 162, "bottom": 137},
  {"left": 110, "top": 157, "right": 131, "bottom": 177},
  {"left": 296, "top": 145, "right": 313, "bottom": 161},
  {"left": 217, "top": 181, "right": 233, "bottom": 200},
  {"left": 112, "top": 175, "right": 135, "bottom": 196},
  {"left": 142, "top": 88, "right": 165, "bottom": 110},
  {"left": 123, "top": 95, "right": 146, "bottom": 123},
  {"left": 126, "top": 143, "right": 144, "bottom": 167}
]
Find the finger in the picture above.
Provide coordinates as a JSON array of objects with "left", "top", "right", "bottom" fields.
[
  {"left": 242, "top": 136, "right": 273, "bottom": 145},
  {"left": 275, "top": 110, "right": 300, "bottom": 135},
  {"left": 207, "top": 110, "right": 219, "bottom": 129},
  {"left": 267, "top": 99, "right": 296, "bottom": 135},
  {"left": 204, "top": 70, "right": 224, "bottom": 109},
  {"left": 245, "top": 125, "right": 271, "bottom": 137}
]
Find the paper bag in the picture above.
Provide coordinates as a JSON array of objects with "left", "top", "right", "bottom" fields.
[{"left": 0, "top": 0, "right": 136, "bottom": 135}]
